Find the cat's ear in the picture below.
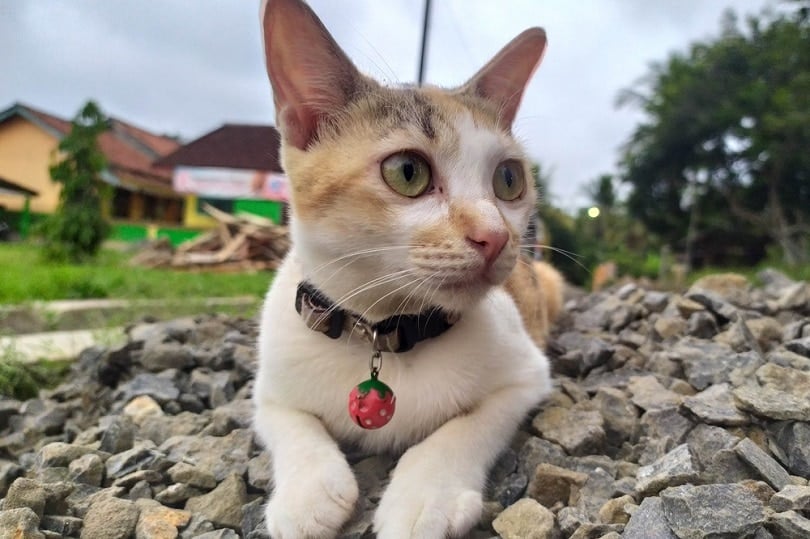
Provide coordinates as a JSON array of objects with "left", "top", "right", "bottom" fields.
[
  {"left": 460, "top": 28, "right": 547, "bottom": 130},
  {"left": 261, "top": 0, "right": 365, "bottom": 149}
]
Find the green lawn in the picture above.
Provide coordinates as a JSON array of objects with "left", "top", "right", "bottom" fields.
[{"left": 0, "top": 242, "right": 273, "bottom": 304}]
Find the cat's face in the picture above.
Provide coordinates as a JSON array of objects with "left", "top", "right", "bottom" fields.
[{"left": 262, "top": 0, "right": 546, "bottom": 320}]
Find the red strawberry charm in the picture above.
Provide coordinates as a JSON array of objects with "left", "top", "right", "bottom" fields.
[{"left": 348, "top": 375, "right": 396, "bottom": 429}]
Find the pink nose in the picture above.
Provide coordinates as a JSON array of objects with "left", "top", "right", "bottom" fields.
[{"left": 467, "top": 229, "right": 508, "bottom": 266}]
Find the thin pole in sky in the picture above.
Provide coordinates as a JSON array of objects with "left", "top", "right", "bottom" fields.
[{"left": 417, "top": 0, "right": 432, "bottom": 85}]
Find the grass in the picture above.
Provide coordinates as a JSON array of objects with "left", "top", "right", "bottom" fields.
[{"left": 0, "top": 242, "right": 274, "bottom": 305}]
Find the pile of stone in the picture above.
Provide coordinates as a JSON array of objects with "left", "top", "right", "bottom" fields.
[{"left": 0, "top": 269, "right": 808, "bottom": 538}]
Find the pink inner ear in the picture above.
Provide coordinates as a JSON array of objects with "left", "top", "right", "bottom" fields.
[
  {"left": 261, "top": 0, "right": 363, "bottom": 150},
  {"left": 464, "top": 28, "right": 547, "bottom": 129}
]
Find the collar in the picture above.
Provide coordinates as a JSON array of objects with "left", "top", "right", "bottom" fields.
[{"left": 295, "top": 281, "right": 458, "bottom": 353}]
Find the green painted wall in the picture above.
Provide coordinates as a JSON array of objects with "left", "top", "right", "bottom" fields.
[{"left": 234, "top": 199, "right": 283, "bottom": 224}]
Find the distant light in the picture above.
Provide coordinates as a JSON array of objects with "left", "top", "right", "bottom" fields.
[{"left": 588, "top": 206, "right": 601, "bottom": 218}]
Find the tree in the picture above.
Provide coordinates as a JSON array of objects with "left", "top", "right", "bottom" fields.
[
  {"left": 618, "top": 6, "right": 810, "bottom": 267},
  {"left": 42, "top": 101, "right": 110, "bottom": 261}
]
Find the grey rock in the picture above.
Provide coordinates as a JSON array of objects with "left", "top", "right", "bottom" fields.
[
  {"left": 592, "top": 387, "right": 638, "bottom": 447},
  {"left": 105, "top": 442, "right": 168, "bottom": 479},
  {"left": 682, "top": 383, "right": 750, "bottom": 426},
  {"left": 0, "top": 507, "right": 45, "bottom": 539},
  {"left": 99, "top": 415, "right": 136, "bottom": 454},
  {"left": 41, "top": 515, "right": 83, "bottom": 536},
  {"left": 241, "top": 497, "right": 268, "bottom": 539},
  {"left": 160, "top": 429, "right": 253, "bottom": 482},
  {"left": 127, "top": 479, "right": 152, "bottom": 500},
  {"left": 247, "top": 452, "right": 273, "bottom": 493},
  {"left": 179, "top": 514, "right": 215, "bottom": 538},
  {"left": 4, "top": 478, "right": 46, "bottom": 518},
  {"left": 557, "top": 506, "right": 589, "bottom": 537},
  {"left": 208, "top": 398, "right": 253, "bottom": 434},
  {"left": 767, "top": 511, "right": 810, "bottom": 538},
  {"left": 195, "top": 531, "right": 240, "bottom": 539},
  {"left": 139, "top": 340, "right": 196, "bottom": 371},
  {"left": 735, "top": 437, "right": 792, "bottom": 490},
  {"left": 112, "top": 468, "right": 163, "bottom": 488},
  {"left": 687, "top": 311, "right": 718, "bottom": 339},
  {"left": 185, "top": 473, "right": 247, "bottom": 530},
  {"left": 569, "top": 522, "right": 624, "bottom": 538},
  {"left": 627, "top": 376, "right": 681, "bottom": 411},
  {"left": 0, "top": 459, "right": 25, "bottom": 497},
  {"left": 640, "top": 407, "right": 693, "bottom": 445},
  {"left": 491, "top": 498, "right": 555, "bottom": 539},
  {"left": 769, "top": 485, "right": 810, "bottom": 512},
  {"left": 518, "top": 436, "right": 568, "bottom": 475},
  {"left": 190, "top": 368, "right": 235, "bottom": 408},
  {"left": 117, "top": 372, "right": 180, "bottom": 404},
  {"left": 167, "top": 461, "right": 218, "bottom": 490},
  {"left": 525, "top": 462, "right": 588, "bottom": 508},
  {"left": 622, "top": 496, "right": 677, "bottom": 539},
  {"left": 686, "top": 290, "right": 740, "bottom": 322},
  {"left": 494, "top": 472, "right": 528, "bottom": 507},
  {"left": 785, "top": 337, "right": 810, "bottom": 358},
  {"left": 532, "top": 403, "right": 605, "bottom": 456},
  {"left": 644, "top": 291, "right": 671, "bottom": 313},
  {"left": 774, "top": 282, "right": 810, "bottom": 311},
  {"left": 767, "top": 421, "right": 810, "bottom": 477},
  {"left": 155, "top": 482, "right": 202, "bottom": 505},
  {"left": 34, "top": 442, "right": 104, "bottom": 469},
  {"left": 733, "top": 364, "right": 810, "bottom": 421},
  {"left": 636, "top": 444, "right": 699, "bottom": 496},
  {"left": 68, "top": 453, "right": 105, "bottom": 486},
  {"left": 80, "top": 496, "right": 140, "bottom": 539},
  {"left": 660, "top": 483, "right": 765, "bottom": 539},
  {"left": 138, "top": 411, "right": 209, "bottom": 445},
  {"left": 654, "top": 316, "right": 687, "bottom": 340},
  {"left": 686, "top": 424, "right": 740, "bottom": 469}
]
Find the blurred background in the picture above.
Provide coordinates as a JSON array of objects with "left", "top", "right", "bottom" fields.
[{"left": 0, "top": 0, "right": 807, "bottom": 310}]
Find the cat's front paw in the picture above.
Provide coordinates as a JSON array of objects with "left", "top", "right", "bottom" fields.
[
  {"left": 373, "top": 451, "right": 483, "bottom": 539},
  {"left": 265, "top": 457, "right": 359, "bottom": 539}
]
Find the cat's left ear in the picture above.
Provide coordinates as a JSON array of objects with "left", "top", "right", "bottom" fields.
[{"left": 459, "top": 28, "right": 547, "bottom": 130}]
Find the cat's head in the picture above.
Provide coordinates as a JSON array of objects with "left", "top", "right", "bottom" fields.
[{"left": 262, "top": 0, "right": 546, "bottom": 321}]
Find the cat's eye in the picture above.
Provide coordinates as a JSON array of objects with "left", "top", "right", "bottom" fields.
[
  {"left": 381, "top": 152, "right": 431, "bottom": 198},
  {"left": 492, "top": 160, "right": 525, "bottom": 201}
]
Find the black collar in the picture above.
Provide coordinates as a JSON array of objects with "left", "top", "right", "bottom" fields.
[{"left": 294, "top": 281, "right": 457, "bottom": 353}]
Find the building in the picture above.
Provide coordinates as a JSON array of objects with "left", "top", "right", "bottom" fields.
[
  {"left": 0, "top": 102, "right": 185, "bottom": 240},
  {"left": 155, "top": 124, "right": 288, "bottom": 227}
]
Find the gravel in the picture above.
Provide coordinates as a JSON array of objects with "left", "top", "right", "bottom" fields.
[{"left": 0, "top": 269, "right": 809, "bottom": 537}]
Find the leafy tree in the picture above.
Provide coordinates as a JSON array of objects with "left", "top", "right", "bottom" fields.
[
  {"left": 42, "top": 101, "right": 110, "bottom": 261},
  {"left": 618, "top": 6, "right": 809, "bottom": 267}
]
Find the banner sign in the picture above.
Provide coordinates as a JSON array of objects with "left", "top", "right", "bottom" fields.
[{"left": 173, "top": 166, "right": 289, "bottom": 202}]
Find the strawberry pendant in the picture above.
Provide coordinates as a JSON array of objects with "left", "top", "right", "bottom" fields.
[{"left": 348, "top": 374, "right": 396, "bottom": 429}]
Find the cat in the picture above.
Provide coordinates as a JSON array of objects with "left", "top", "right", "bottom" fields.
[{"left": 253, "top": 0, "right": 563, "bottom": 537}]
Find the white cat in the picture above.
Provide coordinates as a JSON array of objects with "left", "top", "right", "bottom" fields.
[{"left": 253, "top": 0, "right": 561, "bottom": 537}]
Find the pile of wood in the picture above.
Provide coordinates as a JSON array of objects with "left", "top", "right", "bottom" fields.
[{"left": 130, "top": 204, "right": 290, "bottom": 271}]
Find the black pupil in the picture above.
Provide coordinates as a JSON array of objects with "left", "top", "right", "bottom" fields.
[
  {"left": 402, "top": 161, "right": 415, "bottom": 182},
  {"left": 503, "top": 167, "right": 513, "bottom": 188}
]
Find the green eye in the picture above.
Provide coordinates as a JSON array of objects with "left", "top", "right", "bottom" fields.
[
  {"left": 493, "top": 160, "right": 525, "bottom": 201},
  {"left": 381, "top": 151, "right": 431, "bottom": 197}
]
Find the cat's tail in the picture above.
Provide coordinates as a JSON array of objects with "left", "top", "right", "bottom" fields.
[
  {"left": 532, "top": 260, "right": 564, "bottom": 325},
  {"left": 505, "top": 258, "right": 565, "bottom": 348}
]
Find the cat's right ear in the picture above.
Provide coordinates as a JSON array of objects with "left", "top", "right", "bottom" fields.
[{"left": 261, "top": 0, "right": 364, "bottom": 150}]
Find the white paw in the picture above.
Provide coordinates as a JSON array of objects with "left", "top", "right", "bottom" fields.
[
  {"left": 373, "top": 451, "right": 483, "bottom": 539},
  {"left": 265, "top": 457, "right": 359, "bottom": 539}
]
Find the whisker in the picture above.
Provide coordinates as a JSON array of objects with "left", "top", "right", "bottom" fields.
[{"left": 312, "top": 270, "right": 415, "bottom": 327}]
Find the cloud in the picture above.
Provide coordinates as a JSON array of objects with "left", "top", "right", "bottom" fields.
[{"left": 1, "top": 0, "right": 774, "bottom": 209}]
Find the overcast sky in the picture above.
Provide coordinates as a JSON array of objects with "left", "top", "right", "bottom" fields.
[{"left": 2, "top": 0, "right": 774, "bottom": 210}]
